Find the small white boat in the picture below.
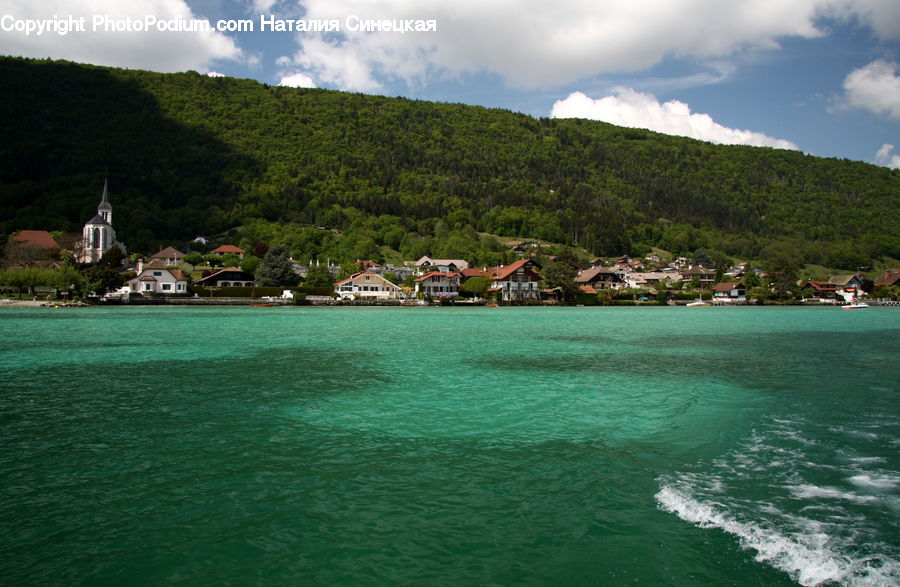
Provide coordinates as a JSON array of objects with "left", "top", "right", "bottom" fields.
[
  {"left": 841, "top": 301, "right": 869, "bottom": 310},
  {"left": 686, "top": 293, "right": 709, "bottom": 307}
]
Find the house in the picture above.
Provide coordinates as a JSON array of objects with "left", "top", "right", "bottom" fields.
[
  {"left": 801, "top": 281, "right": 840, "bottom": 302},
  {"left": 414, "top": 271, "right": 460, "bottom": 297},
  {"left": 413, "top": 256, "right": 469, "bottom": 273},
  {"left": 334, "top": 271, "right": 403, "bottom": 300},
  {"left": 829, "top": 273, "right": 868, "bottom": 292},
  {"left": 725, "top": 263, "right": 749, "bottom": 278},
  {"left": 150, "top": 246, "right": 185, "bottom": 266},
  {"left": 644, "top": 253, "right": 661, "bottom": 264},
  {"left": 487, "top": 259, "right": 542, "bottom": 302},
  {"left": 357, "top": 259, "right": 382, "bottom": 270},
  {"left": 624, "top": 271, "right": 678, "bottom": 289},
  {"left": 4, "top": 230, "right": 61, "bottom": 267},
  {"left": 128, "top": 260, "right": 188, "bottom": 295},
  {"left": 210, "top": 244, "right": 245, "bottom": 258},
  {"left": 575, "top": 266, "right": 626, "bottom": 290},
  {"left": 682, "top": 268, "right": 716, "bottom": 289},
  {"left": 875, "top": 269, "right": 900, "bottom": 288},
  {"left": 712, "top": 282, "right": 747, "bottom": 303},
  {"left": 194, "top": 267, "right": 256, "bottom": 288}
]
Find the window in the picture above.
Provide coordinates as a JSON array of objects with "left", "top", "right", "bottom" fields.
[
  {"left": 153, "top": 271, "right": 162, "bottom": 277},
  {"left": 143, "top": 283, "right": 152, "bottom": 291},
  {"left": 162, "top": 284, "right": 171, "bottom": 291},
  {"left": 177, "top": 284, "right": 185, "bottom": 291}
]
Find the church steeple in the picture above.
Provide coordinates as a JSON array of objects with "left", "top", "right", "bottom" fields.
[
  {"left": 97, "top": 175, "right": 112, "bottom": 224},
  {"left": 78, "top": 173, "right": 125, "bottom": 263}
]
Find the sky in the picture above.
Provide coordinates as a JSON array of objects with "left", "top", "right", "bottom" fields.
[{"left": 1, "top": 0, "right": 899, "bottom": 168}]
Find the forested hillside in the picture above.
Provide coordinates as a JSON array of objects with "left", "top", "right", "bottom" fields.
[{"left": 1, "top": 57, "right": 897, "bottom": 268}]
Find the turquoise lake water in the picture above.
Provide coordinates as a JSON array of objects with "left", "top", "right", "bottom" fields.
[{"left": 0, "top": 306, "right": 897, "bottom": 585}]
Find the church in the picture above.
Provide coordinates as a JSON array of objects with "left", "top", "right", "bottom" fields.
[{"left": 78, "top": 177, "right": 126, "bottom": 263}]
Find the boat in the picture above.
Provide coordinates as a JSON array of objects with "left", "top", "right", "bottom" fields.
[
  {"left": 839, "top": 287, "right": 869, "bottom": 310},
  {"left": 841, "top": 301, "right": 869, "bottom": 310},
  {"left": 686, "top": 293, "right": 709, "bottom": 307}
]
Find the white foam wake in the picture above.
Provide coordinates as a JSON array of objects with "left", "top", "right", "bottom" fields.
[{"left": 656, "top": 483, "right": 899, "bottom": 586}]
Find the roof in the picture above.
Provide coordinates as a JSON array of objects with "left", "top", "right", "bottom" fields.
[
  {"left": 211, "top": 244, "right": 245, "bottom": 254},
  {"left": 828, "top": 274, "right": 863, "bottom": 286},
  {"left": 804, "top": 280, "right": 839, "bottom": 292},
  {"left": 413, "top": 271, "right": 459, "bottom": 282},
  {"left": 575, "top": 266, "right": 622, "bottom": 283},
  {"left": 334, "top": 271, "right": 399, "bottom": 287},
  {"left": 151, "top": 246, "right": 184, "bottom": 259},
  {"left": 875, "top": 269, "right": 900, "bottom": 287},
  {"left": 85, "top": 214, "right": 109, "bottom": 226},
  {"left": 712, "top": 282, "right": 744, "bottom": 292},
  {"left": 134, "top": 261, "right": 187, "bottom": 282},
  {"left": 461, "top": 268, "right": 489, "bottom": 278},
  {"left": 577, "top": 285, "right": 597, "bottom": 294},
  {"left": 12, "top": 230, "right": 59, "bottom": 249},
  {"left": 195, "top": 266, "right": 253, "bottom": 284},
  {"left": 414, "top": 256, "right": 469, "bottom": 269},
  {"left": 357, "top": 259, "right": 382, "bottom": 268},
  {"left": 491, "top": 259, "right": 541, "bottom": 281}
]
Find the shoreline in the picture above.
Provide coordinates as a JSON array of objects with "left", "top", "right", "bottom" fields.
[{"left": 2, "top": 298, "right": 897, "bottom": 308}]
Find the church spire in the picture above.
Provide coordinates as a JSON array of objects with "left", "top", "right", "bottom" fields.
[{"left": 98, "top": 174, "right": 112, "bottom": 223}]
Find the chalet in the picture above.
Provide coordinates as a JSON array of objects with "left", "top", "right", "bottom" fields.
[
  {"left": 4, "top": 230, "right": 61, "bottom": 267},
  {"left": 150, "top": 246, "right": 185, "bottom": 266},
  {"left": 829, "top": 273, "right": 868, "bottom": 292},
  {"left": 357, "top": 259, "right": 382, "bottom": 270},
  {"left": 210, "top": 244, "right": 245, "bottom": 258},
  {"left": 127, "top": 261, "right": 188, "bottom": 295},
  {"left": 644, "top": 253, "right": 661, "bottom": 264},
  {"left": 625, "top": 271, "right": 678, "bottom": 289},
  {"left": 712, "top": 282, "right": 747, "bottom": 303},
  {"left": 875, "top": 269, "right": 900, "bottom": 288},
  {"left": 413, "top": 256, "right": 469, "bottom": 273},
  {"left": 801, "top": 281, "right": 840, "bottom": 302},
  {"left": 575, "top": 266, "right": 626, "bottom": 290},
  {"left": 414, "top": 271, "right": 460, "bottom": 297},
  {"left": 334, "top": 271, "right": 403, "bottom": 300},
  {"left": 487, "top": 259, "right": 542, "bottom": 302},
  {"left": 195, "top": 267, "right": 255, "bottom": 288},
  {"left": 682, "top": 268, "right": 716, "bottom": 289}
]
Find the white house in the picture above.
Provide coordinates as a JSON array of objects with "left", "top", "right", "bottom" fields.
[
  {"left": 712, "top": 282, "right": 747, "bottom": 303},
  {"left": 486, "top": 259, "right": 542, "bottom": 302},
  {"left": 128, "top": 260, "right": 188, "bottom": 295},
  {"left": 334, "top": 271, "right": 403, "bottom": 300},
  {"left": 414, "top": 271, "right": 460, "bottom": 297}
]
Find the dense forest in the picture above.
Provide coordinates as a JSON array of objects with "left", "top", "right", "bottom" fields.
[{"left": 1, "top": 56, "right": 897, "bottom": 269}]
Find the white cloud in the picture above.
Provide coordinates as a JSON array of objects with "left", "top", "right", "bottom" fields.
[
  {"left": 0, "top": 0, "right": 242, "bottom": 73},
  {"left": 278, "top": 72, "right": 317, "bottom": 88},
  {"left": 290, "top": 37, "right": 383, "bottom": 92},
  {"left": 288, "top": 0, "right": 900, "bottom": 91},
  {"left": 551, "top": 89, "right": 799, "bottom": 150},
  {"left": 205, "top": 71, "right": 226, "bottom": 77},
  {"left": 838, "top": 60, "right": 900, "bottom": 121},
  {"left": 876, "top": 144, "right": 900, "bottom": 169}
]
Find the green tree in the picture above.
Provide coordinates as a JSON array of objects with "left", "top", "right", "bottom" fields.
[
  {"left": 255, "top": 244, "right": 298, "bottom": 287},
  {"left": 459, "top": 276, "right": 492, "bottom": 298},
  {"left": 240, "top": 255, "right": 260, "bottom": 274},
  {"left": 541, "top": 248, "right": 580, "bottom": 302},
  {"left": 304, "top": 263, "right": 335, "bottom": 287},
  {"left": 183, "top": 251, "right": 204, "bottom": 268}
]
